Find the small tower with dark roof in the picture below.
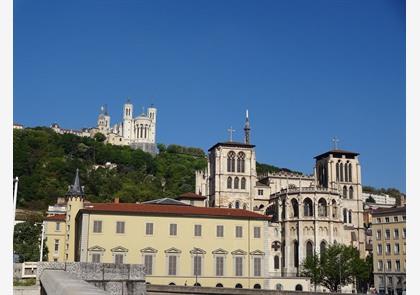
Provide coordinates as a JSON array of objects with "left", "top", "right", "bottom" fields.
[
  {"left": 66, "top": 168, "right": 85, "bottom": 198},
  {"left": 65, "top": 169, "right": 85, "bottom": 262},
  {"left": 244, "top": 110, "right": 251, "bottom": 144}
]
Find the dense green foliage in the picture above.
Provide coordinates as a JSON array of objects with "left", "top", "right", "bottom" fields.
[
  {"left": 13, "top": 221, "right": 48, "bottom": 262},
  {"left": 300, "top": 244, "right": 371, "bottom": 293},
  {"left": 14, "top": 128, "right": 207, "bottom": 209},
  {"left": 256, "top": 162, "right": 303, "bottom": 175}
]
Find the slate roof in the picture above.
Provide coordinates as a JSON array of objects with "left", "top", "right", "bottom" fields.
[
  {"left": 208, "top": 141, "right": 255, "bottom": 151},
  {"left": 65, "top": 169, "right": 85, "bottom": 197},
  {"left": 80, "top": 203, "right": 271, "bottom": 220},
  {"left": 314, "top": 149, "right": 359, "bottom": 160}
]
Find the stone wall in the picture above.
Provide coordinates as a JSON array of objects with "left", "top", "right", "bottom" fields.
[{"left": 37, "top": 262, "right": 146, "bottom": 295}]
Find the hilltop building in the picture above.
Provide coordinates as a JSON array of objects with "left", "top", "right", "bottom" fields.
[{"left": 50, "top": 100, "right": 158, "bottom": 155}]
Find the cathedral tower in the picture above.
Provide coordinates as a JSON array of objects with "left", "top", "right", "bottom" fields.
[
  {"left": 314, "top": 149, "right": 365, "bottom": 253},
  {"left": 123, "top": 99, "right": 133, "bottom": 140},
  {"left": 244, "top": 110, "right": 251, "bottom": 144}
]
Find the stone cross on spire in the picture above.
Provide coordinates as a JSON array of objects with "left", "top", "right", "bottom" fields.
[
  {"left": 332, "top": 136, "right": 340, "bottom": 150},
  {"left": 227, "top": 127, "right": 235, "bottom": 142}
]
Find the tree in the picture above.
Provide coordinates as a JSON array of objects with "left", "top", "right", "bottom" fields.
[
  {"left": 300, "top": 252, "right": 324, "bottom": 291},
  {"left": 14, "top": 221, "right": 48, "bottom": 262},
  {"left": 94, "top": 132, "right": 106, "bottom": 142},
  {"left": 300, "top": 243, "right": 371, "bottom": 292}
]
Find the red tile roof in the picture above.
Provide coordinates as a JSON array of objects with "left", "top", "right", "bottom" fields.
[
  {"left": 81, "top": 203, "right": 270, "bottom": 220},
  {"left": 45, "top": 214, "right": 66, "bottom": 221},
  {"left": 176, "top": 192, "right": 207, "bottom": 200}
]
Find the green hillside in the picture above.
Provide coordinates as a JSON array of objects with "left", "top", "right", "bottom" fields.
[{"left": 13, "top": 128, "right": 208, "bottom": 209}]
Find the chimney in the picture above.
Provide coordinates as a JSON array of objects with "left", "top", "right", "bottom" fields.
[{"left": 114, "top": 197, "right": 120, "bottom": 204}]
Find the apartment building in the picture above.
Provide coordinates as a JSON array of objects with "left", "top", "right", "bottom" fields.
[{"left": 372, "top": 206, "right": 406, "bottom": 295}]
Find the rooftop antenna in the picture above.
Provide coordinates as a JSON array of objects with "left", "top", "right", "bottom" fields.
[{"left": 227, "top": 126, "right": 235, "bottom": 142}]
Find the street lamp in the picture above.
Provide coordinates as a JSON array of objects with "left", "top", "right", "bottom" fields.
[{"left": 13, "top": 177, "right": 19, "bottom": 225}]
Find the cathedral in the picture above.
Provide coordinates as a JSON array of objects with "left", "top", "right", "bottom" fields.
[
  {"left": 195, "top": 111, "right": 366, "bottom": 291},
  {"left": 52, "top": 100, "right": 158, "bottom": 154}
]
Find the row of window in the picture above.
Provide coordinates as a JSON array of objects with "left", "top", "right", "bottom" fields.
[
  {"left": 226, "top": 177, "right": 246, "bottom": 189},
  {"left": 336, "top": 161, "right": 353, "bottom": 182},
  {"left": 376, "top": 216, "right": 406, "bottom": 223},
  {"left": 377, "top": 259, "right": 404, "bottom": 272},
  {"left": 376, "top": 242, "right": 405, "bottom": 255},
  {"left": 376, "top": 228, "right": 406, "bottom": 240},
  {"left": 227, "top": 151, "right": 246, "bottom": 173},
  {"left": 134, "top": 124, "right": 151, "bottom": 139},
  {"left": 377, "top": 275, "right": 405, "bottom": 288},
  {"left": 91, "top": 253, "right": 264, "bottom": 277},
  {"left": 92, "top": 221, "right": 262, "bottom": 238}
]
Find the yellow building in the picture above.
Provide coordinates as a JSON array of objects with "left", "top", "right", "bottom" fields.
[
  {"left": 372, "top": 206, "right": 406, "bottom": 295},
  {"left": 44, "top": 214, "right": 66, "bottom": 262},
  {"left": 74, "top": 198, "right": 270, "bottom": 288}
]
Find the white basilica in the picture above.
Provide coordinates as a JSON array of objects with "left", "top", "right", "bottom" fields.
[
  {"left": 195, "top": 111, "right": 366, "bottom": 291},
  {"left": 51, "top": 100, "right": 158, "bottom": 154}
]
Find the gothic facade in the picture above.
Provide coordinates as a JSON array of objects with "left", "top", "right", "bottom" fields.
[{"left": 195, "top": 111, "right": 365, "bottom": 292}]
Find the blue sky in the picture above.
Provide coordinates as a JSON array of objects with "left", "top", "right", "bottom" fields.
[{"left": 14, "top": 0, "right": 406, "bottom": 191}]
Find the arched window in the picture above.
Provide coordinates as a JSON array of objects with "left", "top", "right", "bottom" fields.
[
  {"left": 349, "top": 163, "right": 352, "bottom": 182},
  {"left": 340, "top": 163, "right": 344, "bottom": 182},
  {"left": 242, "top": 204, "right": 247, "bottom": 210},
  {"left": 295, "top": 284, "right": 303, "bottom": 291},
  {"left": 227, "top": 177, "right": 232, "bottom": 189},
  {"left": 349, "top": 186, "right": 354, "bottom": 199},
  {"left": 194, "top": 283, "right": 201, "bottom": 287},
  {"left": 348, "top": 210, "right": 352, "bottom": 223},
  {"left": 241, "top": 177, "right": 246, "bottom": 189},
  {"left": 276, "top": 284, "right": 283, "bottom": 290},
  {"left": 303, "top": 198, "right": 313, "bottom": 217},
  {"left": 343, "top": 186, "right": 348, "bottom": 198},
  {"left": 306, "top": 241, "right": 313, "bottom": 258},
  {"left": 293, "top": 240, "right": 299, "bottom": 267},
  {"left": 235, "top": 201, "right": 240, "bottom": 209},
  {"left": 144, "top": 125, "right": 148, "bottom": 138},
  {"left": 169, "top": 282, "right": 176, "bottom": 286},
  {"left": 234, "top": 177, "right": 239, "bottom": 189},
  {"left": 216, "top": 283, "right": 223, "bottom": 288},
  {"left": 235, "top": 284, "right": 243, "bottom": 288},
  {"left": 228, "top": 203, "right": 232, "bottom": 209},
  {"left": 331, "top": 199, "right": 338, "bottom": 218},
  {"left": 345, "top": 163, "right": 348, "bottom": 182},
  {"left": 237, "top": 152, "right": 245, "bottom": 173},
  {"left": 343, "top": 208, "right": 348, "bottom": 223},
  {"left": 318, "top": 198, "right": 327, "bottom": 217},
  {"left": 227, "top": 151, "right": 236, "bottom": 172},
  {"left": 274, "top": 255, "right": 280, "bottom": 270},
  {"left": 140, "top": 124, "right": 144, "bottom": 138},
  {"left": 291, "top": 199, "right": 299, "bottom": 218},
  {"left": 336, "top": 162, "right": 340, "bottom": 181},
  {"left": 253, "top": 284, "right": 261, "bottom": 289},
  {"left": 320, "top": 241, "right": 327, "bottom": 256}
]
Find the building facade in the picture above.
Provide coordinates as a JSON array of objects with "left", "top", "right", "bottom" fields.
[
  {"left": 372, "top": 207, "right": 406, "bottom": 295},
  {"left": 51, "top": 100, "right": 158, "bottom": 154},
  {"left": 195, "top": 112, "right": 366, "bottom": 292}
]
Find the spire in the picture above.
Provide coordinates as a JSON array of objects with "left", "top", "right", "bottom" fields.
[
  {"left": 66, "top": 169, "right": 85, "bottom": 197},
  {"left": 244, "top": 109, "right": 251, "bottom": 144}
]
